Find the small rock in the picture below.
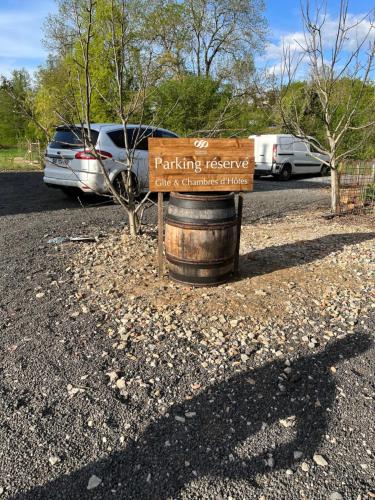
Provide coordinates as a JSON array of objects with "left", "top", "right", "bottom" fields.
[
  {"left": 329, "top": 493, "right": 343, "bottom": 500},
  {"left": 230, "top": 320, "right": 238, "bottom": 327},
  {"left": 175, "top": 415, "right": 185, "bottom": 423},
  {"left": 279, "top": 415, "right": 296, "bottom": 428},
  {"left": 266, "top": 457, "right": 275, "bottom": 468},
  {"left": 116, "top": 378, "right": 126, "bottom": 390},
  {"left": 313, "top": 454, "right": 328, "bottom": 467},
  {"left": 330, "top": 366, "right": 337, "bottom": 373},
  {"left": 36, "top": 292, "right": 45, "bottom": 299},
  {"left": 285, "top": 468, "right": 293, "bottom": 476},
  {"left": 185, "top": 412, "right": 196, "bottom": 418},
  {"left": 48, "top": 456, "right": 60, "bottom": 466},
  {"left": 67, "top": 384, "right": 83, "bottom": 396},
  {"left": 301, "top": 462, "right": 310, "bottom": 472},
  {"left": 241, "top": 354, "right": 249, "bottom": 363},
  {"left": 87, "top": 475, "right": 102, "bottom": 490},
  {"left": 293, "top": 451, "right": 303, "bottom": 460},
  {"left": 107, "top": 371, "right": 119, "bottom": 383}
]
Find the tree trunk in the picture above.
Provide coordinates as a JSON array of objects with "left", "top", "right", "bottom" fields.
[
  {"left": 330, "top": 163, "right": 340, "bottom": 214},
  {"left": 128, "top": 210, "right": 138, "bottom": 237}
]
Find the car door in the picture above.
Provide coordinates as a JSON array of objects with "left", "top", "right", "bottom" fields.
[{"left": 129, "top": 127, "right": 152, "bottom": 191}]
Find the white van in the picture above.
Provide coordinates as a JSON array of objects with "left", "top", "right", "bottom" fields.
[
  {"left": 43, "top": 124, "right": 178, "bottom": 196},
  {"left": 249, "top": 134, "right": 330, "bottom": 180}
]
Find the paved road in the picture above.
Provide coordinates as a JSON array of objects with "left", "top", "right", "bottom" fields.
[{"left": 0, "top": 170, "right": 330, "bottom": 220}]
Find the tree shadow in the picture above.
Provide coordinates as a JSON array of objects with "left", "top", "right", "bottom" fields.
[
  {"left": 0, "top": 172, "right": 112, "bottom": 217},
  {"left": 12, "top": 333, "right": 372, "bottom": 499},
  {"left": 239, "top": 232, "right": 375, "bottom": 279}
]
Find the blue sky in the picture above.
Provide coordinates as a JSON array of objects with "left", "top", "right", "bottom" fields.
[{"left": 0, "top": 0, "right": 374, "bottom": 77}]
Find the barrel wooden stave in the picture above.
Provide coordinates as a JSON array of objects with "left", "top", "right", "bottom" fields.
[{"left": 165, "top": 192, "right": 237, "bottom": 286}]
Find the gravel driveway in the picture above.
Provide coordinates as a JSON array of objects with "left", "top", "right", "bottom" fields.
[{"left": 0, "top": 171, "right": 374, "bottom": 499}]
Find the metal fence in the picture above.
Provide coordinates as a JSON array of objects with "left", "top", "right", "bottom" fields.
[{"left": 339, "top": 161, "right": 375, "bottom": 214}]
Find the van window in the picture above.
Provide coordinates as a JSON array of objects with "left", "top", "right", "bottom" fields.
[
  {"left": 293, "top": 140, "right": 309, "bottom": 152},
  {"left": 49, "top": 127, "right": 99, "bottom": 149},
  {"left": 279, "top": 137, "right": 294, "bottom": 150}
]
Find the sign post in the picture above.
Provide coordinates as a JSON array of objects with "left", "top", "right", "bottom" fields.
[
  {"left": 157, "top": 192, "right": 164, "bottom": 277},
  {"left": 149, "top": 138, "right": 254, "bottom": 283}
]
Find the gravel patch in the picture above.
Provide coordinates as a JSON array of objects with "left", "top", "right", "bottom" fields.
[{"left": 0, "top": 172, "right": 374, "bottom": 499}]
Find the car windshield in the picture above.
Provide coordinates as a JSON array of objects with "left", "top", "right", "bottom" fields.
[{"left": 49, "top": 127, "right": 99, "bottom": 149}]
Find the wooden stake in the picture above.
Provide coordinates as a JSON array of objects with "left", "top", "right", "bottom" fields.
[
  {"left": 158, "top": 192, "right": 164, "bottom": 277},
  {"left": 234, "top": 192, "right": 244, "bottom": 276}
]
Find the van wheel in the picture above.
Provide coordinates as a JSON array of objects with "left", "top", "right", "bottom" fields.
[
  {"left": 278, "top": 165, "right": 292, "bottom": 181},
  {"left": 320, "top": 165, "right": 330, "bottom": 177},
  {"left": 113, "top": 172, "right": 140, "bottom": 200}
]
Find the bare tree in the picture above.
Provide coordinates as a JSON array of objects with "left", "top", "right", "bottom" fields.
[
  {"left": 186, "top": 0, "right": 267, "bottom": 78},
  {"left": 275, "top": 0, "right": 375, "bottom": 213},
  {"left": 53, "top": 0, "right": 161, "bottom": 236}
]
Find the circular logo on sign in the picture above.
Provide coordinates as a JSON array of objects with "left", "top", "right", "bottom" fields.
[{"left": 194, "top": 139, "right": 209, "bottom": 148}]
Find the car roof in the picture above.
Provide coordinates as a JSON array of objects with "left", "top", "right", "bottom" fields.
[{"left": 57, "top": 123, "right": 176, "bottom": 134}]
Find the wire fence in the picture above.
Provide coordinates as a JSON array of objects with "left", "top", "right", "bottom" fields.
[{"left": 339, "top": 161, "right": 375, "bottom": 214}]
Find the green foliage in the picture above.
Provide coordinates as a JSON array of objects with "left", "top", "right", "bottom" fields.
[
  {"left": 149, "top": 76, "right": 229, "bottom": 135},
  {"left": 0, "top": 70, "right": 32, "bottom": 147},
  {"left": 279, "top": 79, "right": 375, "bottom": 160}
]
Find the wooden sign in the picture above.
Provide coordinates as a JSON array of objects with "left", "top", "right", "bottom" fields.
[{"left": 148, "top": 138, "right": 254, "bottom": 192}]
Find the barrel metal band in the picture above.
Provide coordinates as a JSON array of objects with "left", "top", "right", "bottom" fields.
[
  {"left": 171, "top": 192, "right": 233, "bottom": 201},
  {"left": 169, "top": 197, "right": 235, "bottom": 210},
  {"left": 169, "top": 270, "right": 233, "bottom": 286},
  {"left": 166, "top": 218, "right": 238, "bottom": 230},
  {"left": 166, "top": 252, "right": 234, "bottom": 268}
]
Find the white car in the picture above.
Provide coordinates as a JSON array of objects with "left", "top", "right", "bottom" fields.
[
  {"left": 43, "top": 123, "right": 178, "bottom": 196},
  {"left": 249, "top": 134, "right": 330, "bottom": 180}
]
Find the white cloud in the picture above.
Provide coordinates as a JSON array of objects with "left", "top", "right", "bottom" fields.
[{"left": 259, "top": 11, "right": 375, "bottom": 77}]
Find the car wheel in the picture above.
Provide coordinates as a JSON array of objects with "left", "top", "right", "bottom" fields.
[
  {"left": 277, "top": 165, "right": 292, "bottom": 181},
  {"left": 320, "top": 164, "right": 330, "bottom": 177},
  {"left": 113, "top": 172, "right": 140, "bottom": 200}
]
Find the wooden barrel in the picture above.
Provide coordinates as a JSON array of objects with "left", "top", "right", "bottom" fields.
[{"left": 165, "top": 192, "right": 237, "bottom": 286}]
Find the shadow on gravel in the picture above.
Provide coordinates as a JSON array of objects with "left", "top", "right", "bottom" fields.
[
  {"left": 13, "top": 333, "right": 371, "bottom": 500},
  {"left": 239, "top": 232, "right": 375, "bottom": 279},
  {"left": 0, "top": 172, "right": 111, "bottom": 217}
]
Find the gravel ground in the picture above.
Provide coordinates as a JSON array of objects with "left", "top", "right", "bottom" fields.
[{"left": 0, "top": 171, "right": 374, "bottom": 500}]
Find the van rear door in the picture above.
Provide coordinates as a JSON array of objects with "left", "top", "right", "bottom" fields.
[{"left": 253, "top": 136, "right": 273, "bottom": 172}]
